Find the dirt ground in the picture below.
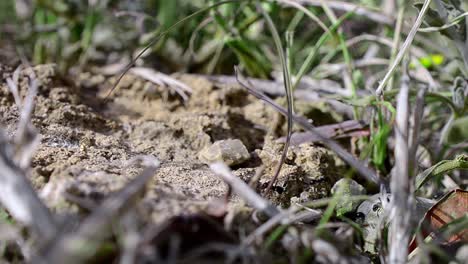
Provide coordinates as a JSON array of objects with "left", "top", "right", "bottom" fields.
[{"left": 0, "top": 64, "right": 343, "bottom": 225}]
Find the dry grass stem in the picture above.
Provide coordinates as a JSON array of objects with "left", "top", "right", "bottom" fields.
[
  {"left": 1, "top": 66, "right": 56, "bottom": 241},
  {"left": 129, "top": 67, "right": 192, "bottom": 101},
  {"left": 375, "top": 0, "right": 433, "bottom": 96},
  {"left": 236, "top": 69, "right": 382, "bottom": 186},
  {"left": 43, "top": 157, "right": 160, "bottom": 263},
  {"left": 297, "top": 0, "right": 394, "bottom": 25},
  {"left": 210, "top": 162, "right": 280, "bottom": 218},
  {"left": 389, "top": 65, "right": 412, "bottom": 264},
  {"left": 409, "top": 87, "right": 427, "bottom": 171}
]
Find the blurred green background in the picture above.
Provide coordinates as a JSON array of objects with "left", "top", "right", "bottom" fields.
[{"left": 0, "top": 0, "right": 386, "bottom": 77}]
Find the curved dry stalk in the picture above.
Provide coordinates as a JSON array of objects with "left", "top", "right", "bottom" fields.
[
  {"left": 210, "top": 162, "right": 280, "bottom": 218},
  {"left": 13, "top": 65, "right": 41, "bottom": 169},
  {"left": 187, "top": 17, "right": 214, "bottom": 62},
  {"left": 2, "top": 63, "right": 57, "bottom": 241},
  {"left": 418, "top": 11, "right": 468, "bottom": 32},
  {"left": 276, "top": 0, "right": 330, "bottom": 34},
  {"left": 297, "top": 0, "right": 394, "bottom": 25},
  {"left": 345, "top": 34, "right": 426, "bottom": 58},
  {"left": 257, "top": 2, "right": 294, "bottom": 193},
  {"left": 0, "top": 131, "right": 56, "bottom": 241},
  {"left": 129, "top": 67, "right": 192, "bottom": 101},
  {"left": 314, "top": 58, "right": 389, "bottom": 78},
  {"left": 235, "top": 69, "right": 382, "bottom": 186},
  {"left": 276, "top": 120, "right": 368, "bottom": 146},
  {"left": 243, "top": 205, "right": 321, "bottom": 246},
  {"left": 375, "top": 0, "right": 433, "bottom": 96},
  {"left": 202, "top": 74, "right": 344, "bottom": 95},
  {"left": 104, "top": 0, "right": 240, "bottom": 100}
]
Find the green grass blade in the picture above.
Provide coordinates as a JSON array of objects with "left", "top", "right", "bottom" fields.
[
  {"left": 293, "top": 10, "right": 354, "bottom": 90},
  {"left": 415, "top": 154, "right": 468, "bottom": 190}
]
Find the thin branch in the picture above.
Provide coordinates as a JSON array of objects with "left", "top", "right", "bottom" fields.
[
  {"left": 5, "top": 65, "right": 23, "bottom": 108},
  {"left": 418, "top": 11, "right": 468, "bottom": 32},
  {"left": 243, "top": 206, "right": 299, "bottom": 245},
  {"left": 1, "top": 63, "right": 57, "bottom": 241},
  {"left": 202, "top": 73, "right": 345, "bottom": 95},
  {"left": 129, "top": 67, "right": 192, "bottom": 101},
  {"left": 314, "top": 58, "right": 389, "bottom": 78},
  {"left": 43, "top": 157, "right": 160, "bottom": 264},
  {"left": 375, "top": 0, "right": 432, "bottom": 96},
  {"left": 235, "top": 69, "right": 382, "bottom": 186},
  {"left": 0, "top": 130, "right": 56, "bottom": 241},
  {"left": 409, "top": 87, "right": 427, "bottom": 173},
  {"left": 14, "top": 65, "right": 41, "bottom": 169},
  {"left": 345, "top": 34, "right": 426, "bottom": 58},
  {"left": 209, "top": 162, "right": 280, "bottom": 218},
  {"left": 296, "top": 0, "right": 394, "bottom": 25},
  {"left": 276, "top": 120, "right": 367, "bottom": 146},
  {"left": 386, "top": 2, "right": 406, "bottom": 91}
]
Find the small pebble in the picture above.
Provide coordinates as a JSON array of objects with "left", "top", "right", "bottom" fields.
[
  {"left": 198, "top": 139, "right": 250, "bottom": 166},
  {"left": 331, "top": 178, "right": 366, "bottom": 216}
]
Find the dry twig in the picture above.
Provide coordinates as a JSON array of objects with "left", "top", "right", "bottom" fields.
[
  {"left": 210, "top": 162, "right": 280, "bottom": 218},
  {"left": 1, "top": 65, "right": 56, "bottom": 241},
  {"left": 296, "top": 0, "right": 394, "bottom": 25},
  {"left": 235, "top": 69, "right": 382, "bottom": 186},
  {"left": 0, "top": 131, "right": 56, "bottom": 241},
  {"left": 375, "top": 0, "right": 433, "bottom": 96},
  {"left": 389, "top": 63, "right": 413, "bottom": 264},
  {"left": 129, "top": 67, "right": 193, "bottom": 101},
  {"left": 43, "top": 156, "right": 160, "bottom": 264}
]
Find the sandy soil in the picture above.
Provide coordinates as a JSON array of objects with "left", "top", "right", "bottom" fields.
[{"left": 0, "top": 64, "right": 343, "bottom": 224}]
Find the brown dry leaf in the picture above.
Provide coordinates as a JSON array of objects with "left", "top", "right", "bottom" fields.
[{"left": 409, "top": 189, "right": 468, "bottom": 253}]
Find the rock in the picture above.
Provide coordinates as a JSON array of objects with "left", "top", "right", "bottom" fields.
[
  {"left": 331, "top": 178, "right": 366, "bottom": 216},
  {"left": 198, "top": 139, "right": 250, "bottom": 166}
]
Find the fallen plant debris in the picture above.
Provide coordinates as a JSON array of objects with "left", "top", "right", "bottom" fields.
[{"left": 409, "top": 189, "right": 468, "bottom": 255}]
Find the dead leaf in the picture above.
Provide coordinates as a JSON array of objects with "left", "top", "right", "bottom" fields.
[{"left": 409, "top": 189, "right": 468, "bottom": 253}]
